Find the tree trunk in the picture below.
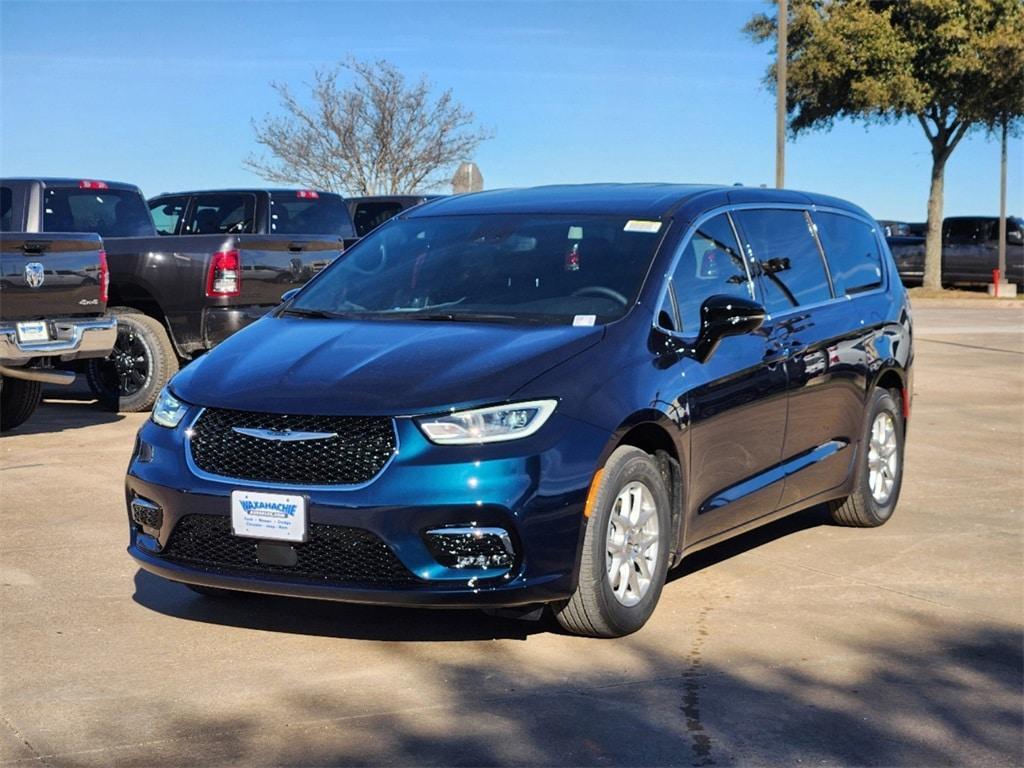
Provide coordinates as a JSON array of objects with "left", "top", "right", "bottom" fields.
[{"left": 923, "top": 152, "right": 947, "bottom": 291}]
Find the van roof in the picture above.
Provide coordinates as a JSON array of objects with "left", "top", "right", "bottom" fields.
[{"left": 408, "top": 183, "right": 871, "bottom": 222}]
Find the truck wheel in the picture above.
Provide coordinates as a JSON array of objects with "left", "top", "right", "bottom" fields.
[
  {"left": 554, "top": 446, "right": 672, "bottom": 638},
  {"left": 0, "top": 377, "right": 43, "bottom": 432},
  {"left": 829, "top": 388, "right": 905, "bottom": 527},
  {"left": 85, "top": 308, "right": 178, "bottom": 413}
]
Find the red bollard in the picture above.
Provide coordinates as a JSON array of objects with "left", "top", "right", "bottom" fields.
[{"left": 993, "top": 269, "right": 1001, "bottom": 297}]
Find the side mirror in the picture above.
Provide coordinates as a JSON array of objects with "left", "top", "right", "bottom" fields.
[
  {"left": 1007, "top": 229, "right": 1022, "bottom": 245},
  {"left": 693, "top": 295, "right": 766, "bottom": 362},
  {"left": 280, "top": 288, "right": 300, "bottom": 304}
]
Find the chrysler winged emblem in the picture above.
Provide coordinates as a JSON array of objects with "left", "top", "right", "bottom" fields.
[
  {"left": 232, "top": 427, "right": 338, "bottom": 442},
  {"left": 24, "top": 262, "right": 45, "bottom": 289}
]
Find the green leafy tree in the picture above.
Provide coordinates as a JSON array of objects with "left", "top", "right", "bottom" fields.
[{"left": 745, "top": 0, "right": 1024, "bottom": 290}]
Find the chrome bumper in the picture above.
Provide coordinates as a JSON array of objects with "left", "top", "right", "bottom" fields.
[{"left": 0, "top": 316, "right": 117, "bottom": 365}]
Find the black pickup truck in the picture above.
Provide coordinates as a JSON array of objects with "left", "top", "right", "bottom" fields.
[
  {"left": 1, "top": 182, "right": 116, "bottom": 431},
  {"left": 1, "top": 179, "right": 355, "bottom": 412},
  {"left": 888, "top": 216, "right": 1024, "bottom": 287}
]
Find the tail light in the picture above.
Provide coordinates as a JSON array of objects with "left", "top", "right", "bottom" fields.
[
  {"left": 79, "top": 180, "right": 109, "bottom": 190},
  {"left": 296, "top": 190, "right": 319, "bottom": 199},
  {"left": 98, "top": 249, "right": 109, "bottom": 303},
  {"left": 206, "top": 249, "right": 241, "bottom": 297}
]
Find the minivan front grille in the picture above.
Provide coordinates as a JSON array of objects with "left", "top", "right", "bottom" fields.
[
  {"left": 161, "top": 515, "right": 418, "bottom": 585},
  {"left": 189, "top": 408, "right": 396, "bottom": 486}
]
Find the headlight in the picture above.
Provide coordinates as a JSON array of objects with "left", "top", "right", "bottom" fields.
[
  {"left": 151, "top": 387, "right": 187, "bottom": 428},
  {"left": 418, "top": 400, "right": 557, "bottom": 444}
]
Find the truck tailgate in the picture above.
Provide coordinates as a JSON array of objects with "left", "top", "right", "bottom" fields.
[
  {"left": 1, "top": 232, "right": 106, "bottom": 320},
  {"left": 236, "top": 235, "right": 343, "bottom": 305}
]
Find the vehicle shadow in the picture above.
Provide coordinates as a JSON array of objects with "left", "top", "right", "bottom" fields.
[
  {"left": 131, "top": 569, "right": 546, "bottom": 642},
  {"left": 3, "top": 395, "right": 125, "bottom": 436},
  {"left": 670, "top": 503, "right": 832, "bottom": 582}
]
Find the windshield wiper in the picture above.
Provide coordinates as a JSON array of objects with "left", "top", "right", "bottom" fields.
[
  {"left": 411, "top": 312, "right": 534, "bottom": 324},
  {"left": 280, "top": 307, "right": 342, "bottom": 319}
]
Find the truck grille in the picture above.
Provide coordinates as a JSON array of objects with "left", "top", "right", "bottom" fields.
[
  {"left": 161, "top": 515, "right": 418, "bottom": 585},
  {"left": 189, "top": 408, "right": 396, "bottom": 485}
]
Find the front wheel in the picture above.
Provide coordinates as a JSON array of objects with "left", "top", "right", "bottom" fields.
[
  {"left": 829, "top": 387, "right": 905, "bottom": 527},
  {"left": 85, "top": 308, "right": 178, "bottom": 413},
  {"left": 554, "top": 446, "right": 672, "bottom": 638}
]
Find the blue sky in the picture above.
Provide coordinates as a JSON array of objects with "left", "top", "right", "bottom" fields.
[{"left": 1, "top": 0, "right": 1020, "bottom": 221}]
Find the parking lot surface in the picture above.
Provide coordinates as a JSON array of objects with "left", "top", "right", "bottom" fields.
[{"left": 2, "top": 305, "right": 1022, "bottom": 767}]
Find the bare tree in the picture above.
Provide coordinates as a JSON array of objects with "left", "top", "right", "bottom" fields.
[{"left": 245, "top": 58, "right": 492, "bottom": 195}]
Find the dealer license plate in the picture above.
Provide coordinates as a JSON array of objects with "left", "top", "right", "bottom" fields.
[
  {"left": 16, "top": 321, "right": 50, "bottom": 344},
  {"left": 231, "top": 490, "right": 307, "bottom": 542}
]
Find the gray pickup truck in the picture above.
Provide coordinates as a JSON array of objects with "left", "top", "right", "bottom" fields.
[
  {"left": 888, "top": 216, "right": 1024, "bottom": 287},
  {"left": 2, "top": 179, "right": 355, "bottom": 412},
  {"left": 1, "top": 182, "right": 116, "bottom": 430}
]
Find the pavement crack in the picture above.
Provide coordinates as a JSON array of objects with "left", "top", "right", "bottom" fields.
[
  {"left": 680, "top": 603, "right": 716, "bottom": 766},
  {"left": 1, "top": 712, "right": 52, "bottom": 767}
]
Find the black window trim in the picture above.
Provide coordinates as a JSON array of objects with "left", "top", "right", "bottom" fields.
[{"left": 652, "top": 202, "right": 891, "bottom": 336}]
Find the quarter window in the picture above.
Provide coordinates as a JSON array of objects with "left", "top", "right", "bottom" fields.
[
  {"left": 733, "top": 209, "right": 832, "bottom": 314},
  {"left": 185, "top": 194, "right": 256, "bottom": 235},
  {"left": 814, "top": 212, "right": 883, "bottom": 295},
  {"left": 666, "top": 213, "right": 751, "bottom": 334},
  {"left": 1, "top": 187, "right": 12, "bottom": 231},
  {"left": 149, "top": 196, "right": 188, "bottom": 236}
]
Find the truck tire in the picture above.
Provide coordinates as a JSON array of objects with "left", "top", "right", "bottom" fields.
[
  {"left": 0, "top": 377, "right": 43, "bottom": 432},
  {"left": 553, "top": 446, "right": 672, "bottom": 638},
  {"left": 829, "top": 388, "right": 905, "bottom": 527},
  {"left": 85, "top": 308, "right": 178, "bottom": 413}
]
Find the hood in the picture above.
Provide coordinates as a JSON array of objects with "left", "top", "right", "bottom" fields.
[{"left": 172, "top": 315, "right": 604, "bottom": 415}]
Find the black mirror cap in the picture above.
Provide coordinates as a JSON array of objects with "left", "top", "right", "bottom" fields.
[{"left": 694, "top": 294, "right": 766, "bottom": 362}]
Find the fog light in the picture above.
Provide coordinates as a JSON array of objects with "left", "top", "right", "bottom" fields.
[
  {"left": 130, "top": 496, "right": 163, "bottom": 531},
  {"left": 425, "top": 527, "right": 515, "bottom": 571}
]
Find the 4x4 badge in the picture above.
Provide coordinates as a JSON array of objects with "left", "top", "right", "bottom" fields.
[{"left": 24, "top": 262, "right": 45, "bottom": 288}]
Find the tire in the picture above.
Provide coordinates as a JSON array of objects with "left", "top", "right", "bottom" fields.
[
  {"left": 85, "top": 308, "right": 178, "bottom": 413},
  {"left": 554, "top": 446, "right": 672, "bottom": 638},
  {"left": 0, "top": 377, "right": 43, "bottom": 432},
  {"left": 829, "top": 387, "right": 905, "bottom": 527}
]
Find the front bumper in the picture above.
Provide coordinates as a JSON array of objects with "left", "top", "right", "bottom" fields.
[
  {"left": 126, "top": 411, "right": 611, "bottom": 608},
  {"left": 0, "top": 316, "right": 117, "bottom": 365}
]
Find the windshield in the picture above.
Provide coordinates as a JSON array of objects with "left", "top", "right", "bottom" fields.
[
  {"left": 288, "top": 214, "right": 666, "bottom": 324},
  {"left": 270, "top": 193, "right": 353, "bottom": 236},
  {"left": 43, "top": 187, "right": 152, "bottom": 237}
]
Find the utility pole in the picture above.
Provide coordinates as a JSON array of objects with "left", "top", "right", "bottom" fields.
[
  {"left": 775, "top": 0, "right": 787, "bottom": 189},
  {"left": 998, "top": 118, "right": 1008, "bottom": 283}
]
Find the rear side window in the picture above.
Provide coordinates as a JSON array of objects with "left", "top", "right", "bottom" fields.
[
  {"left": 666, "top": 213, "right": 752, "bottom": 333},
  {"left": 733, "top": 209, "right": 832, "bottom": 314},
  {"left": 944, "top": 218, "right": 992, "bottom": 243},
  {"left": 353, "top": 201, "right": 404, "bottom": 237},
  {"left": 0, "top": 187, "right": 12, "bottom": 231},
  {"left": 149, "top": 196, "right": 188, "bottom": 236},
  {"left": 186, "top": 194, "right": 256, "bottom": 235},
  {"left": 270, "top": 193, "right": 353, "bottom": 235},
  {"left": 814, "top": 213, "right": 883, "bottom": 295},
  {"left": 42, "top": 187, "right": 152, "bottom": 237}
]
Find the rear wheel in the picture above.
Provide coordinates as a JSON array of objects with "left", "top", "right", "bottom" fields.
[
  {"left": 0, "top": 377, "right": 43, "bottom": 432},
  {"left": 554, "top": 446, "right": 672, "bottom": 638},
  {"left": 85, "top": 308, "right": 178, "bottom": 413},
  {"left": 829, "top": 387, "right": 905, "bottom": 527}
]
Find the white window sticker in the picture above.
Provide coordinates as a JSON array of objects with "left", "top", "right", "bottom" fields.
[
  {"left": 567, "top": 226, "right": 584, "bottom": 240},
  {"left": 573, "top": 314, "right": 597, "bottom": 327},
  {"left": 624, "top": 220, "right": 662, "bottom": 233}
]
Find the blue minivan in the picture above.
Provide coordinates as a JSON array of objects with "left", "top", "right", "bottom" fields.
[{"left": 126, "top": 184, "right": 913, "bottom": 637}]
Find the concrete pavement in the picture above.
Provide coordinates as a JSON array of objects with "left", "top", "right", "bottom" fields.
[{"left": 1, "top": 306, "right": 1021, "bottom": 767}]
